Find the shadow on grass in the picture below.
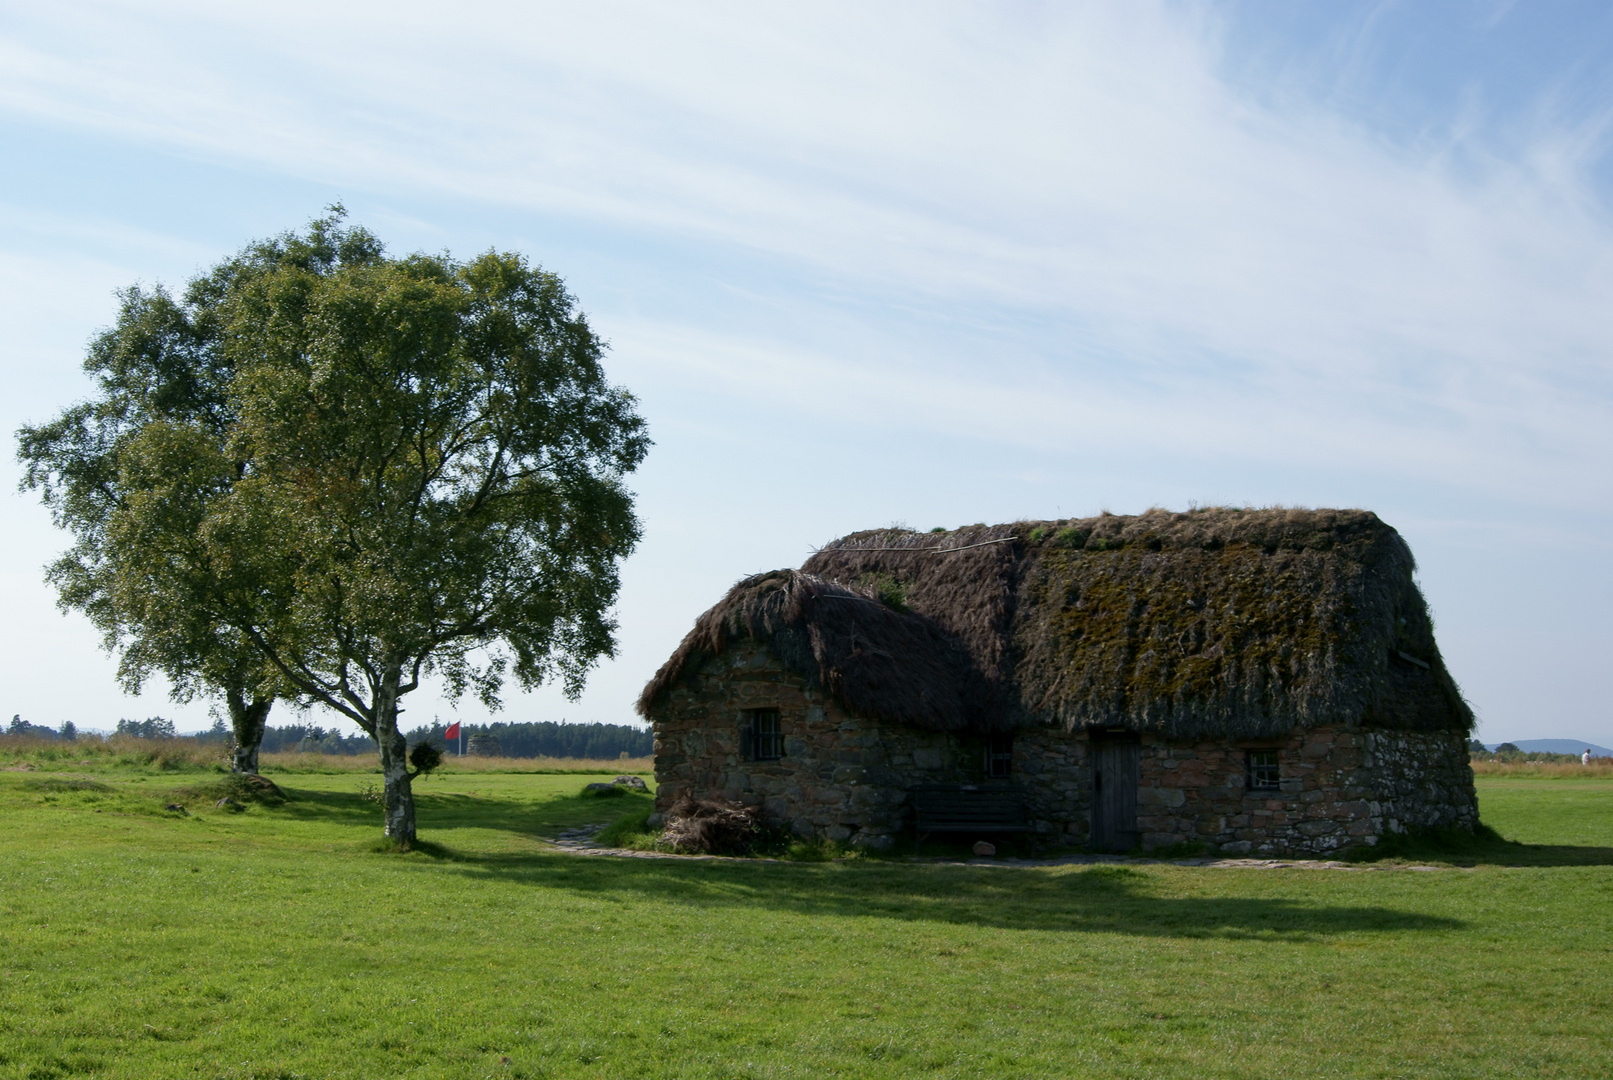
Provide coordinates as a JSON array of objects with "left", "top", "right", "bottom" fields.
[
  {"left": 269, "top": 783, "right": 649, "bottom": 836},
  {"left": 1367, "top": 842, "right": 1613, "bottom": 868},
  {"left": 1480, "top": 845, "right": 1613, "bottom": 866},
  {"left": 238, "top": 790, "right": 1456, "bottom": 940},
  {"left": 236, "top": 788, "right": 1607, "bottom": 939},
  {"left": 230, "top": 785, "right": 1613, "bottom": 872},
  {"left": 1346, "top": 823, "right": 1613, "bottom": 868},
  {"left": 414, "top": 852, "right": 1465, "bottom": 939},
  {"left": 335, "top": 811, "right": 1473, "bottom": 940}
]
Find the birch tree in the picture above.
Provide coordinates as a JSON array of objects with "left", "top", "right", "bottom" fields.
[
  {"left": 17, "top": 257, "right": 301, "bottom": 772},
  {"left": 215, "top": 215, "right": 649, "bottom": 845}
]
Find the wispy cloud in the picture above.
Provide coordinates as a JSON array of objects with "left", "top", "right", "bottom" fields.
[
  {"left": 4, "top": 4, "right": 1609, "bottom": 461},
  {"left": 3, "top": 1, "right": 1611, "bottom": 735}
]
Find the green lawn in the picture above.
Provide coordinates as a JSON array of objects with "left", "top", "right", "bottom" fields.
[
  {"left": 1474, "top": 777, "right": 1613, "bottom": 847},
  {"left": 1, "top": 765, "right": 1609, "bottom": 1079}
]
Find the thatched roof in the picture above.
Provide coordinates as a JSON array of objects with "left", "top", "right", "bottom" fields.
[
  {"left": 640, "top": 508, "right": 1473, "bottom": 739},
  {"left": 636, "top": 570, "right": 988, "bottom": 731}
]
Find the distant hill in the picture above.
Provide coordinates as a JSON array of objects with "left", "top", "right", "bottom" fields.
[{"left": 1485, "top": 739, "right": 1612, "bottom": 757}]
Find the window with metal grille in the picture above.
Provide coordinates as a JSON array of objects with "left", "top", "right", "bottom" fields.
[
  {"left": 986, "top": 735, "right": 1013, "bottom": 779},
  {"left": 743, "top": 709, "right": 781, "bottom": 761},
  {"left": 1246, "top": 749, "right": 1280, "bottom": 792}
]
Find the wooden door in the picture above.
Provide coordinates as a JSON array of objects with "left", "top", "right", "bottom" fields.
[{"left": 1091, "top": 736, "right": 1140, "bottom": 851}]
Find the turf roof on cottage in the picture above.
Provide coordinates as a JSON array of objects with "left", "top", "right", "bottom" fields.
[{"left": 639, "top": 508, "right": 1472, "bottom": 740}]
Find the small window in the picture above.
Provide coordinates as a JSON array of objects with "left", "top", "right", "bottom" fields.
[
  {"left": 743, "top": 709, "right": 781, "bottom": 762},
  {"left": 986, "top": 735, "right": 1013, "bottom": 779},
  {"left": 1246, "top": 750, "right": 1280, "bottom": 792}
]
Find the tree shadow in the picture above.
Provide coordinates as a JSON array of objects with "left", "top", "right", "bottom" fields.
[
  {"left": 416, "top": 852, "right": 1465, "bottom": 940},
  {"left": 270, "top": 784, "right": 648, "bottom": 837},
  {"left": 266, "top": 787, "right": 380, "bottom": 826}
]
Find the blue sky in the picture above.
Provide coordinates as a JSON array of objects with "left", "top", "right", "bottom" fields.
[{"left": 2, "top": 1, "right": 1610, "bottom": 745}]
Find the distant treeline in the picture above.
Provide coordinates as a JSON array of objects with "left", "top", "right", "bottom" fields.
[
  {"left": 9, "top": 715, "right": 70, "bottom": 739},
  {"left": 256, "top": 721, "right": 652, "bottom": 759},
  {"left": 7, "top": 715, "right": 183, "bottom": 741},
  {"left": 261, "top": 725, "right": 377, "bottom": 755},
  {"left": 409, "top": 721, "right": 652, "bottom": 759},
  {"left": 6, "top": 714, "right": 651, "bottom": 760},
  {"left": 118, "top": 717, "right": 186, "bottom": 740},
  {"left": 229, "top": 718, "right": 654, "bottom": 760}
]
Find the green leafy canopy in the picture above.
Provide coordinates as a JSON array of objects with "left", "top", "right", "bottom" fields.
[
  {"left": 212, "top": 213, "right": 651, "bottom": 736},
  {"left": 19, "top": 208, "right": 650, "bottom": 758},
  {"left": 15, "top": 223, "right": 306, "bottom": 713}
]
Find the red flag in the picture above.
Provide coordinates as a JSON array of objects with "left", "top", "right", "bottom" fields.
[{"left": 444, "top": 721, "right": 461, "bottom": 741}]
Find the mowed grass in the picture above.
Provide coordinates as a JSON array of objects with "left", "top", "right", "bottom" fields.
[
  {"left": 1474, "top": 777, "right": 1613, "bottom": 848},
  {"left": 0, "top": 765, "right": 1610, "bottom": 1079}
]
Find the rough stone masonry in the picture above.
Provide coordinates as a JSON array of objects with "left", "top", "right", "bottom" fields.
[{"left": 651, "top": 644, "right": 1478, "bottom": 855}]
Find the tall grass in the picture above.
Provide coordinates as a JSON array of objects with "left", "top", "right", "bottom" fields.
[
  {"left": 259, "top": 751, "right": 652, "bottom": 774},
  {"left": 1, "top": 734, "right": 650, "bottom": 776},
  {"left": 1471, "top": 760, "right": 1613, "bottom": 779},
  {"left": 0, "top": 733, "right": 226, "bottom": 771},
  {"left": 16, "top": 731, "right": 1605, "bottom": 783}
]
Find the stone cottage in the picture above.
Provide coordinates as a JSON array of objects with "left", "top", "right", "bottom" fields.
[{"left": 638, "top": 508, "right": 1478, "bottom": 856}]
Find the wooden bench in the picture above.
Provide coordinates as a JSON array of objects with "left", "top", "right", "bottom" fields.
[{"left": 910, "top": 783, "right": 1030, "bottom": 853}]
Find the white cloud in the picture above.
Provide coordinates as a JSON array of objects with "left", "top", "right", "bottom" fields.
[
  {"left": 1, "top": 0, "right": 1610, "bottom": 737},
  {"left": 5, "top": 4, "right": 1610, "bottom": 430}
]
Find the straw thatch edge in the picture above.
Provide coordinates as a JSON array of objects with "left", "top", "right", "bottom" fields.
[
  {"left": 636, "top": 571, "right": 988, "bottom": 731},
  {"left": 642, "top": 508, "right": 1473, "bottom": 740}
]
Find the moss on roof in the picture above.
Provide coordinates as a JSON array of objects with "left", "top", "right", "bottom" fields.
[{"left": 642, "top": 508, "right": 1472, "bottom": 739}]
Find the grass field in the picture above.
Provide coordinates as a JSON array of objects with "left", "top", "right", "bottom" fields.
[{"left": 1, "top": 752, "right": 1610, "bottom": 1079}]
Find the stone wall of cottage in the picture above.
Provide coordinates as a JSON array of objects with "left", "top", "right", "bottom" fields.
[
  {"left": 1005, "top": 728, "right": 1092, "bottom": 842},
  {"left": 650, "top": 645, "right": 968, "bottom": 850},
  {"left": 1359, "top": 729, "right": 1481, "bottom": 834},
  {"left": 1131, "top": 726, "right": 1478, "bottom": 856},
  {"left": 651, "top": 643, "right": 1478, "bottom": 857}
]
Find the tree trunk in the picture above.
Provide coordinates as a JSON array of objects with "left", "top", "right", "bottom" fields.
[
  {"left": 374, "top": 669, "right": 416, "bottom": 846},
  {"left": 226, "top": 688, "right": 274, "bottom": 775}
]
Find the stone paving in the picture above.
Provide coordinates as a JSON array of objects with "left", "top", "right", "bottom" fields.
[{"left": 551, "top": 823, "right": 613, "bottom": 850}]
